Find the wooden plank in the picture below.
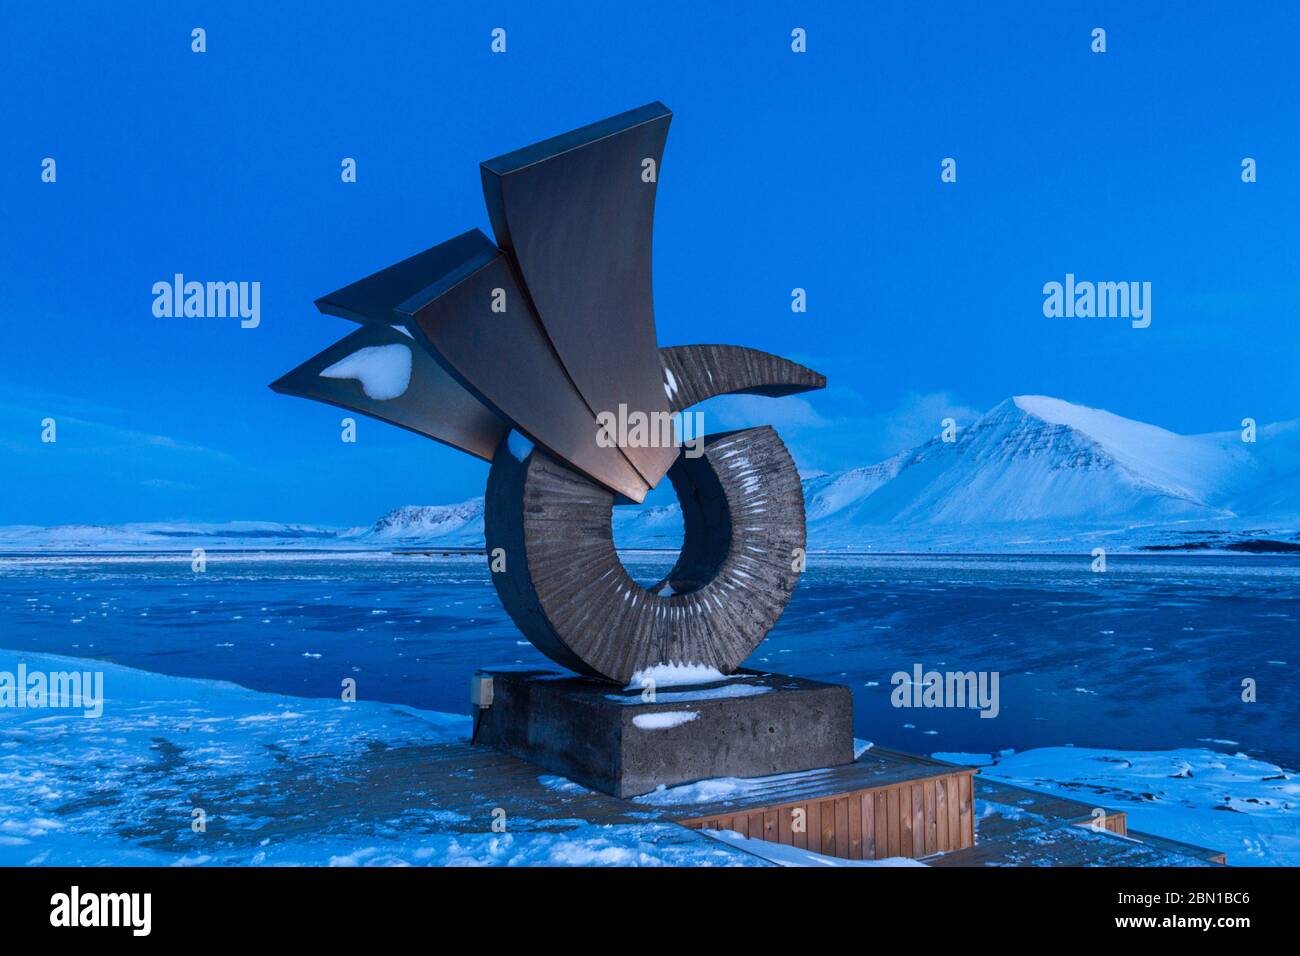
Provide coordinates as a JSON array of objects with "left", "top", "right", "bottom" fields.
[
  {"left": 778, "top": 805, "right": 792, "bottom": 846},
  {"left": 958, "top": 773, "right": 973, "bottom": 848},
  {"left": 835, "top": 797, "right": 850, "bottom": 858},
  {"left": 868, "top": 790, "right": 889, "bottom": 858},
  {"left": 935, "top": 775, "right": 949, "bottom": 850},
  {"left": 848, "top": 794, "right": 863, "bottom": 860},
  {"left": 924, "top": 779, "right": 937, "bottom": 855},
  {"left": 820, "top": 800, "right": 836, "bottom": 855},
  {"left": 763, "top": 809, "right": 778, "bottom": 842},
  {"left": 864, "top": 791, "right": 878, "bottom": 860},
  {"left": 903, "top": 785, "right": 913, "bottom": 855},
  {"left": 911, "top": 783, "right": 925, "bottom": 857},
  {"left": 807, "top": 800, "right": 821, "bottom": 854},
  {"left": 896, "top": 786, "right": 910, "bottom": 857},
  {"left": 967, "top": 773, "right": 977, "bottom": 847},
  {"left": 949, "top": 773, "right": 962, "bottom": 847},
  {"left": 878, "top": 790, "right": 891, "bottom": 859}
]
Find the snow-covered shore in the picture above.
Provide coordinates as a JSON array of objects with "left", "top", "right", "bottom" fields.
[
  {"left": 2, "top": 649, "right": 1294, "bottom": 867},
  {"left": 934, "top": 747, "right": 1299, "bottom": 866}
]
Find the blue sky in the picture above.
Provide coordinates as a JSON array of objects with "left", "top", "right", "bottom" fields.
[{"left": 3, "top": 1, "right": 1298, "bottom": 525}]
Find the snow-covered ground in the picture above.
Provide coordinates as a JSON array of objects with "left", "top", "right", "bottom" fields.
[
  {"left": 701, "top": 830, "right": 927, "bottom": 867},
  {"left": 936, "top": 748, "right": 1300, "bottom": 866},
  {"left": 2, "top": 647, "right": 1294, "bottom": 866},
  {"left": 0, "top": 649, "right": 762, "bottom": 867}
]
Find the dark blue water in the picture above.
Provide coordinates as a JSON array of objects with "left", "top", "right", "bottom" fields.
[{"left": 2, "top": 552, "right": 1296, "bottom": 769}]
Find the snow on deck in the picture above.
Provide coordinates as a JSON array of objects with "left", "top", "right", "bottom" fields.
[{"left": 978, "top": 746, "right": 1299, "bottom": 866}]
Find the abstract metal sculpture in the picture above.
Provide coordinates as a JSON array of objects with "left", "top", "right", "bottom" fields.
[{"left": 273, "top": 103, "right": 826, "bottom": 684}]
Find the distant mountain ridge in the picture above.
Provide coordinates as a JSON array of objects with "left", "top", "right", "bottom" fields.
[
  {"left": 800, "top": 395, "right": 1299, "bottom": 550},
  {"left": 365, "top": 500, "right": 484, "bottom": 546},
  {"left": 4, "top": 396, "right": 1297, "bottom": 553}
]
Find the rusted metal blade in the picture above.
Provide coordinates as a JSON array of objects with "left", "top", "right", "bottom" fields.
[
  {"left": 481, "top": 102, "right": 678, "bottom": 490},
  {"left": 269, "top": 321, "right": 508, "bottom": 461},
  {"left": 313, "top": 229, "right": 499, "bottom": 325},
  {"left": 296, "top": 228, "right": 652, "bottom": 501},
  {"left": 658, "top": 344, "right": 827, "bottom": 413},
  {"left": 397, "top": 251, "right": 651, "bottom": 503}
]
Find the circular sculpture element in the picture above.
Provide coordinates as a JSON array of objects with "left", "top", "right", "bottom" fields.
[{"left": 485, "top": 426, "right": 806, "bottom": 684}]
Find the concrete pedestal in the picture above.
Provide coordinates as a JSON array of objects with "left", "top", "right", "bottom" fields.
[{"left": 472, "top": 668, "right": 855, "bottom": 798}]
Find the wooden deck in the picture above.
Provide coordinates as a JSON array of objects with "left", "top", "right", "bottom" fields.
[
  {"left": 378, "top": 741, "right": 975, "bottom": 854},
  {"left": 675, "top": 748, "right": 976, "bottom": 860},
  {"left": 1124, "top": 828, "right": 1228, "bottom": 866},
  {"left": 297, "top": 738, "right": 1225, "bottom": 866},
  {"left": 922, "top": 778, "right": 1225, "bottom": 867},
  {"left": 971, "top": 778, "right": 1228, "bottom": 863}
]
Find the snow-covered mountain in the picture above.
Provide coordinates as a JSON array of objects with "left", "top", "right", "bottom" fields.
[
  {"left": 350, "top": 499, "right": 689, "bottom": 550},
  {"left": 360, "top": 500, "right": 484, "bottom": 547},
  {"left": 351, "top": 395, "right": 1300, "bottom": 551},
  {"left": 803, "top": 396, "right": 1298, "bottom": 550},
  {"left": 0, "top": 520, "right": 359, "bottom": 552},
  {"left": 3, "top": 397, "right": 1296, "bottom": 553}
]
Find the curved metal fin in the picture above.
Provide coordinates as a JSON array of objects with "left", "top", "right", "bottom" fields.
[
  {"left": 314, "top": 230, "right": 500, "bottom": 324},
  {"left": 481, "top": 102, "right": 678, "bottom": 490},
  {"left": 658, "top": 344, "right": 827, "bottom": 413},
  {"left": 270, "top": 322, "right": 508, "bottom": 461},
  {"left": 398, "top": 251, "right": 651, "bottom": 503}
]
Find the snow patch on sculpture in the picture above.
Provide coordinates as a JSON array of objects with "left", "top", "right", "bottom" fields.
[
  {"left": 633, "top": 710, "right": 700, "bottom": 730},
  {"left": 629, "top": 662, "right": 729, "bottom": 688},
  {"left": 506, "top": 430, "right": 534, "bottom": 462},
  {"left": 320, "top": 344, "right": 412, "bottom": 400}
]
